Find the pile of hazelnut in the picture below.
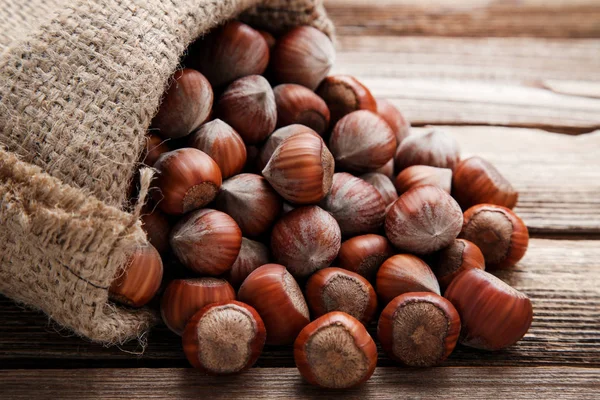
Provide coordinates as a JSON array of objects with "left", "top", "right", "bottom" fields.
[{"left": 109, "top": 21, "right": 533, "bottom": 389}]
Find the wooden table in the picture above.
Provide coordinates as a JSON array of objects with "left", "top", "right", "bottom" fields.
[{"left": 1, "top": 1, "right": 600, "bottom": 398}]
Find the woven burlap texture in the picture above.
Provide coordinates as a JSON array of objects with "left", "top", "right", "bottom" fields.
[{"left": 0, "top": 0, "right": 333, "bottom": 344}]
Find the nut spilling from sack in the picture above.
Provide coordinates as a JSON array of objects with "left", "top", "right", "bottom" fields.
[{"left": 114, "top": 21, "right": 532, "bottom": 389}]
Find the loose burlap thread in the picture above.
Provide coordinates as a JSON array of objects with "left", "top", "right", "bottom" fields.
[{"left": 0, "top": 0, "right": 333, "bottom": 344}]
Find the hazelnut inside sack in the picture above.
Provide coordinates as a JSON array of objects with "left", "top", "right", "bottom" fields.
[{"left": 0, "top": 0, "right": 332, "bottom": 345}]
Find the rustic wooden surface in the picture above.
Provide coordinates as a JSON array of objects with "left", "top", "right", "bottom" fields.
[
  {"left": 327, "top": 0, "right": 600, "bottom": 38},
  {"left": 2, "top": 0, "right": 600, "bottom": 398},
  {"left": 1, "top": 367, "right": 599, "bottom": 399}
]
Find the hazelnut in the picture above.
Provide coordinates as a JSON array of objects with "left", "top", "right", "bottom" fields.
[
  {"left": 306, "top": 267, "right": 378, "bottom": 324},
  {"left": 188, "top": 119, "right": 247, "bottom": 179},
  {"left": 151, "top": 68, "right": 213, "bottom": 139},
  {"left": 329, "top": 110, "right": 396, "bottom": 172},
  {"left": 238, "top": 264, "right": 310, "bottom": 345},
  {"left": 273, "top": 84, "right": 330, "bottom": 135},
  {"left": 154, "top": 148, "right": 222, "bottom": 215},
  {"left": 294, "top": 312, "right": 377, "bottom": 389},
  {"left": 385, "top": 185, "right": 463, "bottom": 254},
  {"left": 376, "top": 254, "right": 440, "bottom": 305},
  {"left": 262, "top": 132, "right": 334, "bottom": 205},
  {"left": 183, "top": 300, "right": 266, "bottom": 374},
  {"left": 376, "top": 98, "right": 410, "bottom": 146},
  {"left": 270, "top": 206, "right": 341, "bottom": 278},
  {"left": 319, "top": 172, "right": 386, "bottom": 236},
  {"left": 258, "top": 30, "right": 276, "bottom": 49},
  {"left": 394, "top": 129, "right": 460, "bottom": 173},
  {"left": 170, "top": 209, "right": 242, "bottom": 275},
  {"left": 217, "top": 75, "right": 277, "bottom": 144},
  {"left": 140, "top": 207, "right": 171, "bottom": 254},
  {"left": 257, "top": 124, "right": 319, "bottom": 171},
  {"left": 186, "top": 21, "right": 269, "bottom": 88},
  {"left": 394, "top": 165, "right": 452, "bottom": 195},
  {"left": 433, "top": 239, "right": 485, "bottom": 290},
  {"left": 337, "top": 234, "right": 395, "bottom": 281},
  {"left": 161, "top": 278, "right": 236, "bottom": 335},
  {"left": 109, "top": 243, "right": 163, "bottom": 308},
  {"left": 360, "top": 172, "right": 398, "bottom": 207},
  {"left": 445, "top": 269, "right": 533, "bottom": 350},
  {"left": 225, "top": 238, "right": 270, "bottom": 289},
  {"left": 374, "top": 158, "right": 394, "bottom": 179},
  {"left": 378, "top": 292, "right": 460, "bottom": 367},
  {"left": 316, "top": 75, "right": 377, "bottom": 125},
  {"left": 142, "top": 133, "right": 170, "bottom": 167},
  {"left": 452, "top": 156, "right": 518, "bottom": 210},
  {"left": 271, "top": 26, "right": 335, "bottom": 90},
  {"left": 460, "top": 204, "right": 529, "bottom": 270},
  {"left": 215, "top": 173, "right": 282, "bottom": 237}
]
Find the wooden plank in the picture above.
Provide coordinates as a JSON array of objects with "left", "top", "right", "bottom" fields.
[
  {"left": 1, "top": 239, "right": 599, "bottom": 368},
  {"left": 331, "top": 37, "right": 600, "bottom": 132},
  {"left": 335, "top": 36, "right": 600, "bottom": 85},
  {"left": 326, "top": 0, "right": 600, "bottom": 38},
  {"left": 420, "top": 126, "right": 600, "bottom": 234},
  {"left": 1, "top": 367, "right": 599, "bottom": 399}
]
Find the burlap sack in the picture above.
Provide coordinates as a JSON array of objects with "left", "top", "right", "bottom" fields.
[{"left": 0, "top": 0, "right": 333, "bottom": 345}]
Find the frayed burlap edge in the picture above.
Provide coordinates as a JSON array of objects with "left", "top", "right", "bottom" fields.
[{"left": 0, "top": 148, "right": 158, "bottom": 344}]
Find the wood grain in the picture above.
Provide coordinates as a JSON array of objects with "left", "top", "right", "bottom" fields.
[
  {"left": 332, "top": 37, "right": 600, "bottom": 132},
  {"left": 326, "top": 0, "right": 600, "bottom": 38},
  {"left": 1, "top": 239, "right": 598, "bottom": 369},
  {"left": 421, "top": 126, "right": 600, "bottom": 234},
  {"left": 1, "top": 367, "right": 598, "bottom": 399},
  {"left": 336, "top": 36, "right": 600, "bottom": 86}
]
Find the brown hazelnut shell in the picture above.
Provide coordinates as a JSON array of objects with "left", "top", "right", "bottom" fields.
[
  {"left": 377, "top": 292, "right": 460, "bottom": 367},
  {"left": 445, "top": 268, "right": 533, "bottom": 350},
  {"left": 374, "top": 158, "right": 394, "bottom": 179},
  {"left": 433, "top": 239, "right": 485, "bottom": 290},
  {"left": 376, "top": 98, "right": 410, "bottom": 146},
  {"left": 170, "top": 209, "right": 242, "bottom": 275},
  {"left": 186, "top": 21, "right": 269, "bottom": 88},
  {"left": 151, "top": 68, "right": 213, "bottom": 139},
  {"left": 294, "top": 312, "right": 377, "bottom": 389},
  {"left": 271, "top": 206, "right": 341, "bottom": 278},
  {"left": 262, "top": 132, "right": 334, "bottom": 205},
  {"left": 154, "top": 148, "right": 222, "bottom": 215},
  {"left": 257, "top": 124, "right": 320, "bottom": 171},
  {"left": 316, "top": 75, "right": 377, "bottom": 125},
  {"left": 319, "top": 172, "right": 386, "bottom": 236},
  {"left": 460, "top": 204, "right": 529, "bottom": 270},
  {"left": 160, "top": 278, "right": 236, "bottom": 336},
  {"left": 360, "top": 172, "right": 398, "bottom": 207},
  {"left": 217, "top": 75, "right": 277, "bottom": 145},
  {"left": 306, "top": 267, "right": 378, "bottom": 324},
  {"left": 140, "top": 207, "right": 171, "bottom": 254},
  {"left": 452, "top": 156, "right": 518, "bottom": 210},
  {"left": 337, "top": 234, "right": 395, "bottom": 281},
  {"left": 394, "top": 165, "right": 452, "bottom": 195},
  {"left": 188, "top": 119, "right": 247, "bottom": 179},
  {"left": 271, "top": 26, "right": 335, "bottom": 91},
  {"left": 109, "top": 243, "right": 163, "bottom": 308},
  {"left": 273, "top": 84, "right": 330, "bottom": 135},
  {"left": 238, "top": 264, "right": 310, "bottom": 345},
  {"left": 143, "top": 133, "right": 170, "bottom": 167},
  {"left": 182, "top": 300, "right": 266, "bottom": 374},
  {"left": 394, "top": 129, "right": 460, "bottom": 173},
  {"left": 329, "top": 110, "right": 397, "bottom": 172},
  {"left": 225, "top": 238, "right": 270, "bottom": 289},
  {"left": 215, "top": 173, "right": 282, "bottom": 237},
  {"left": 385, "top": 185, "right": 463, "bottom": 254},
  {"left": 376, "top": 254, "right": 440, "bottom": 305}
]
